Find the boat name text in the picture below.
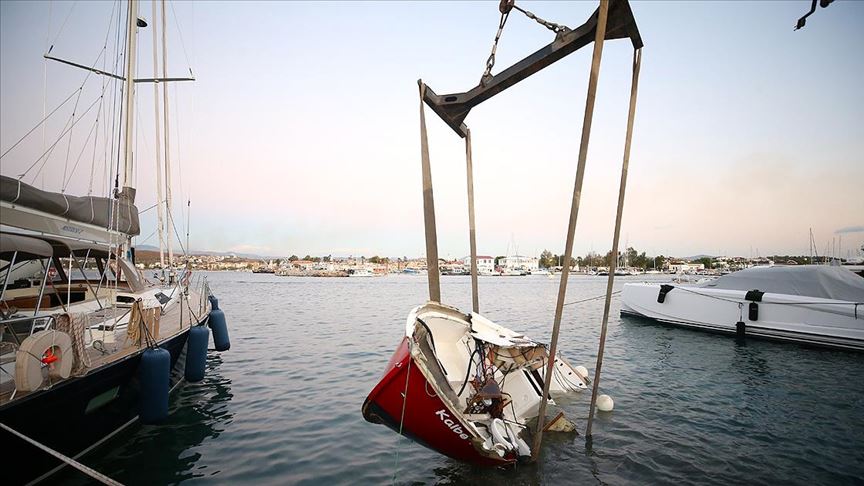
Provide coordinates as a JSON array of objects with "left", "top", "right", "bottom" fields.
[{"left": 435, "top": 409, "right": 469, "bottom": 440}]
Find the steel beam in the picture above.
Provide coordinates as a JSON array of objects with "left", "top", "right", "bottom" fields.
[{"left": 422, "top": 0, "right": 641, "bottom": 138}]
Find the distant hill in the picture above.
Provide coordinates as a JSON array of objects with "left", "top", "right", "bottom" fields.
[
  {"left": 134, "top": 244, "right": 270, "bottom": 260},
  {"left": 682, "top": 254, "right": 714, "bottom": 261}
]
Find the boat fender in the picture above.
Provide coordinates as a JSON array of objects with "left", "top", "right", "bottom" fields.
[
  {"left": 482, "top": 435, "right": 494, "bottom": 452},
  {"left": 490, "top": 418, "right": 515, "bottom": 451},
  {"left": 492, "top": 443, "right": 507, "bottom": 457},
  {"left": 208, "top": 294, "right": 219, "bottom": 311},
  {"left": 185, "top": 325, "right": 209, "bottom": 382},
  {"left": 15, "top": 330, "right": 74, "bottom": 392},
  {"left": 657, "top": 284, "right": 674, "bottom": 303},
  {"left": 748, "top": 302, "right": 759, "bottom": 321},
  {"left": 574, "top": 365, "right": 590, "bottom": 385},
  {"left": 138, "top": 347, "right": 170, "bottom": 424},
  {"left": 736, "top": 320, "right": 746, "bottom": 338},
  {"left": 744, "top": 290, "right": 764, "bottom": 302},
  {"left": 515, "top": 436, "right": 531, "bottom": 457},
  {"left": 208, "top": 309, "right": 230, "bottom": 352},
  {"left": 504, "top": 423, "right": 531, "bottom": 457},
  {"left": 597, "top": 394, "right": 615, "bottom": 412}
]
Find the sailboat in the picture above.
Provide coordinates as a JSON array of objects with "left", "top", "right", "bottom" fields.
[
  {"left": 0, "top": 1, "right": 228, "bottom": 483},
  {"left": 362, "top": 303, "right": 588, "bottom": 465}
]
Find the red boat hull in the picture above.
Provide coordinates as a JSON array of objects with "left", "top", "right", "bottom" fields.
[{"left": 362, "top": 337, "right": 514, "bottom": 467}]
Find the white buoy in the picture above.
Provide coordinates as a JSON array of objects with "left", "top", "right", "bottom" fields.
[
  {"left": 596, "top": 394, "right": 614, "bottom": 412},
  {"left": 575, "top": 365, "right": 589, "bottom": 382}
]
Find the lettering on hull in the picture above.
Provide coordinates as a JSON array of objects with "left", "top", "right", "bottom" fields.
[{"left": 436, "top": 409, "right": 469, "bottom": 440}]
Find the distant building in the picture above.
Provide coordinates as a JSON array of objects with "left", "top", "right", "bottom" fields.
[
  {"left": 668, "top": 262, "right": 704, "bottom": 273},
  {"left": 498, "top": 255, "right": 539, "bottom": 272},
  {"left": 461, "top": 255, "right": 495, "bottom": 275}
]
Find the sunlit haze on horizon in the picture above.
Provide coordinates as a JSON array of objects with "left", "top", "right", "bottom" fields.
[{"left": 1, "top": 1, "right": 862, "bottom": 259}]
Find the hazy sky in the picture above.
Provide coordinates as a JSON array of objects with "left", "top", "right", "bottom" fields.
[{"left": 1, "top": 1, "right": 862, "bottom": 259}]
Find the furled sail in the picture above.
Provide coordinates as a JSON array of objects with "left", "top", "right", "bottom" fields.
[{"left": 0, "top": 175, "right": 140, "bottom": 236}]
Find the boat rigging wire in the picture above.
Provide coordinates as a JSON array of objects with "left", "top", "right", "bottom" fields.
[
  {"left": 62, "top": 109, "right": 102, "bottom": 191},
  {"left": 391, "top": 343, "right": 413, "bottom": 484},
  {"left": 563, "top": 290, "right": 622, "bottom": 307},
  {"left": 22, "top": 94, "right": 107, "bottom": 181},
  {"left": 17, "top": 4, "right": 122, "bottom": 187},
  {"left": 0, "top": 423, "right": 123, "bottom": 486},
  {"left": 457, "top": 344, "right": 480, "bottom": 397},
  {"left": 168, "top": 0, "right": 194, "bottom": 77},
  {"left": 0, "top": 88, "right": 80, "bottom": 161},
  {"left": 47, "top": 1, "right": 78, "bottom": 54}
]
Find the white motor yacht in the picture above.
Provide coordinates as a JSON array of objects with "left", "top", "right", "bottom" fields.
[{"left": 621, "top": 265, "right": 864, "bottom": 350}]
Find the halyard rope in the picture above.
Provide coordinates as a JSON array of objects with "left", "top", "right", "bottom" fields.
[
  {"left": 0, "top": 422, "right": 123, "bottom": 486},
  {"left": 391, "top": 342, "right": 413, "bottom": 484}
]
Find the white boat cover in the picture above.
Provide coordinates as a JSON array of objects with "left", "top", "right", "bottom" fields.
[{"left": 698, "top": 266, "right": 864, "bottom": 302}]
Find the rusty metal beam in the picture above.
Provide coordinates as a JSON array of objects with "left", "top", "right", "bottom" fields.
[{"left": 422, "top": 0, "right": 642, "bottom": 138}]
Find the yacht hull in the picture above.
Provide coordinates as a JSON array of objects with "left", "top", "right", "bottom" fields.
[
  {"left": 0, "top": 328, "right": 191, "bottom": 485},
  {"left": 621, "top": 282, "right": 864, "bottom": 351}
]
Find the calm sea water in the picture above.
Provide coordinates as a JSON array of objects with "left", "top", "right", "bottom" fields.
[{"left": 62, "top": 272, "right": 863, "bottom": 485}]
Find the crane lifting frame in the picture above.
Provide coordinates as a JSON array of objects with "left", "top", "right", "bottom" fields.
[
  {"left": 415, "top": 0, "right": 645, "bottom": 462},
  {"left": 421, "top": 0, "right": 642, "bottom": 138}
]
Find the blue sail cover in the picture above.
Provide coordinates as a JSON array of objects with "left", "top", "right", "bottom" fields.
[{"left": 698, "top": 265, "right": 864, "bottom": 302}]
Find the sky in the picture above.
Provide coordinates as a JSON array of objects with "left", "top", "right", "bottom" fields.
[{"left": 1, "top": 1, "right": 862, "bottom": 260}]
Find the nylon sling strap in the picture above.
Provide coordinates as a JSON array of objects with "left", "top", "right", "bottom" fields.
[
  {"left": 418, "top": 81, "right": 441, "bottom": 302},
  {"left": 465, "top": 128, "right": 480, "bottom": 313},
  {"left": 586, "top": 46, "right": 643, "bottom": 438},
  {"left": 532, "top": 0, "right": 611, "bottom": 459}
]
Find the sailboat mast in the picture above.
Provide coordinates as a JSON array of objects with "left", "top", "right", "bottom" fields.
[
  {"left": 151, "top": 0, "right": 166, "bottom": 278},
  {"left": 120, "top": 0, "right": 139, "bottom": 204},
  {"left": 160, "top": 0, "right": 175, "bottom": 277}
]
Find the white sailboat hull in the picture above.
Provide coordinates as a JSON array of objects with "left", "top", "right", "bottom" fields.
[{"left": 621, "top": 282, "right": 864, "bottom": 351}]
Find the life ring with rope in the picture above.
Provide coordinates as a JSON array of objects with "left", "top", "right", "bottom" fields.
[{"left": 15, "top": 329, "right": 74, "bottom": 392}]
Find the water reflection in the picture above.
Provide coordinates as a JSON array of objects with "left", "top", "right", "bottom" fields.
[
  {"left": 55, "top": 273, "right": 864, "bottom": 485},
  {"left": 61, "top": 355, "right": 234, "bottom": 485}
]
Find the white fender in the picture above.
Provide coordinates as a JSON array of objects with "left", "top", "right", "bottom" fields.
[
  {"left": 15, "top": 330, "right": 74, "bottom": 392},
  {"left": 504, "top": 423, "right": 531, "bottom": 457},
  {"left": 515, "top": 436, "right": 531, "bottom": 457},
  {"left": 492, "top": 443, "right": 507, "bottom": 457},
  {"left": 490, "top": 418, "right": 515, "bottom": 451}
]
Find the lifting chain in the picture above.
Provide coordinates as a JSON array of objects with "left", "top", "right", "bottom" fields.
[
  {"left": 480, "top": 0, "right": 571, "bottom": 87},
  {"left": 480, "top": 1, "right": 514, "bottom": 86},
  {"left": 513, "top": 4, "right": 570, "bottom": 34}
]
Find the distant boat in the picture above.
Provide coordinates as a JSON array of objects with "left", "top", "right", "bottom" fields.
[
  {"left": 252, "top": 267, "right": 275, "bottom": 274},
  {"left": 500, "top": 269, "right": 524, "bottom": 276},
  {"left": 349, "top": 268, "right": 375, "bottom": 277},
  {"left": 621, "top": 266, "right": 864, "bottom": 351}
]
